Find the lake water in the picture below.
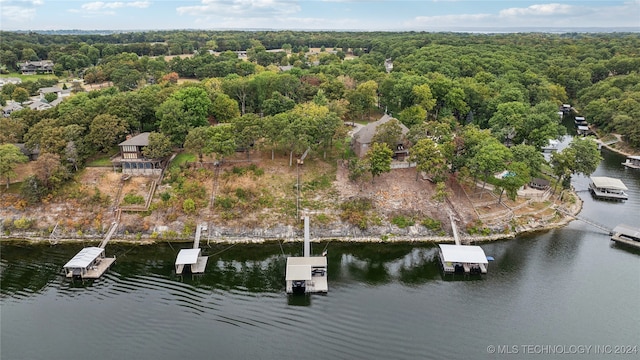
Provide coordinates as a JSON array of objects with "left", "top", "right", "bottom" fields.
[{"left": 1, "top": 148, "right": 639, "bottom": 360}]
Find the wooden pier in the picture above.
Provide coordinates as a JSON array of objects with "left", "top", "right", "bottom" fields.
[{"left": 175, "top": 223, "right": 209, "bottom": 274}]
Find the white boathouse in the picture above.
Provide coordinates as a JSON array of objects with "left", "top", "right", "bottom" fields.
[
  {"left": 622, "top": 155, "right": 640, "bottom": 169},
  {"left": 589, "top": 176, "right": 628, "bottom": 201},
  {"left": 610, "top": 224, "right": 640, "bottom": 249},
  {"left": 175, "top": 223, "right": 209, "bottom": 274},
  {"left": 438, "top": 244, "right": 488, "bottom": 275},
  {"left": 285, "top": 216, "right": 328, "bottom": 294},
  {"left": 63, "top": 247, "right": 116, "bottom": 279}
]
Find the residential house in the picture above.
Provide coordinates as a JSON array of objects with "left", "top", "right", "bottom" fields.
[
  {"left": 18, "top": 60, "right": 54, "bottom": 75},
  {"left": 2, "top": 101, "right": 23, "bottom": 117},
  {"left": 0, "top": 77, "right": 22, "bottom": 87},
  {"left": 384, "top": 58, "right": 393, "bottom": 73},
  {"left": 351, "top": 114, "right": 410, "bottom": 159},
  {"left": 14, "top": 143, "right": 40, "bottom": 161},
  {"left": 38, "top": 86, "right": 71, "bottom": 101},
  {"left": 112, "top": 132, "right": 164, "bottom": 175}
]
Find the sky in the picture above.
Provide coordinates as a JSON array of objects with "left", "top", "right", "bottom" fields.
[{"left": 1, "top": 0, "right": 639, "bottom": 32}]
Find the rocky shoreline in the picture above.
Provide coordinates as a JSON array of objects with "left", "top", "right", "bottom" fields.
[{"left": 1, "top": 189, "right": 583, "bottom": 246}]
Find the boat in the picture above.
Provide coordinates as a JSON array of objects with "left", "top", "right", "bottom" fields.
[
  {"left": 589, "top": 176, "right": 628, "bottom": 201},
  {"left": 622, "top": 155, "right": 640, "bottom": 169}
]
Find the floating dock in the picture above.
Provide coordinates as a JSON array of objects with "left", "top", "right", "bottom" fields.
[
  {"left": 63, "top": 222, "right": 117, "bottom": 279},
  {"left": 622, "top": 155, "right": 640, "bottom": 169},
  {"left": 589, "top": 176, "right": 628, "bottom": 201},
  {"left": 610, "top": 224, "right": 640, "bottom": 249},
  {"left": 175, "top": 223, "right": 208, "bottom": 274},
  {"left": 285, "top": 216, "right": 328, "bottom": 294},
  {"left": 63, "top": 246, "right": 116, "bottom": 279}
]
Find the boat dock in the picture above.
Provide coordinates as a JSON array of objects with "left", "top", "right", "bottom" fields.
[
  {"left": 589, "top": 176, "right": 628, "bottom": 201},
  {"left": 285, "top": 216, "right": 328, "bottom": 294},
  {"left": 610, "top": 224, "right": 640, "bottom": 249},
  {"left": 63, "top": 222, "right": 117, "bottom": 279},
  {"left": 175, "top": 223, "right": 208, "bottom": 274},
  {"left": 438, "top": 214, "right": 489, "bottom": 275},
  {"left": 622, "top": 155, "right": 640, "bottom": 169}
]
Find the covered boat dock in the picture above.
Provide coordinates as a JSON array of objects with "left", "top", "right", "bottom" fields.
[
  {"left": 285, "top": 256, "right": 328, "bottom": 294},
  {"left": 622, "top": 155, "right": 640, "bottom": 169},
  {"left": 175, "top": 223, "right": 209, "bottom": 274},
  {"left": 610, "top": 224, "right": 640, "bottom": 249},
  {"left": 438, "top": 244, "right": 488, "bottom": 275},
  {"left": 63, "top": 247, "right": 116, "bottom": 279},
  {"left": 589, "top": 176, "right": 628, "bottom": 200},
  {"left": 175, "top": 248, "right": 208, "bottom": 274}
]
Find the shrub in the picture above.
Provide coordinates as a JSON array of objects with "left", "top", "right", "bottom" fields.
[
  {"left": 391, "top": 215, "right": 415, "bottom": 229},
  {"left": 421, "top": 217, "right": 442, "bottom": 231},
  {"left": 315, "top": 213, "right": 332, "bottom": 225},
  {"left": 13, "top": 217, "right": 34, "bottom": 230},
  {"left": 340, "top": 198, "right": 373, "bottom": 229},
  {"left": 215, "top": 195, "right": 236, "bottom": 210},
  {"left": 123, "top": 193, "right": 145, "bottom": 205},
  {"left": 160, "top": 192, "right": 171, "bottom": 202},
  {"left": 183, "top": 198, "right": 196, "bottom": 214}
]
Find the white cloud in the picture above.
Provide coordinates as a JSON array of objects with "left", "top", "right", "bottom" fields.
[
  {"left": 407, "top": 2, "right": 640, "bottom": 29},
  {"left": 176, "top": 0, "right": 301, "bottom": 18},
  {"left": 68, "top": 1, "right": 150, "bottom": 16},
  {"left": 0, "top": 0, "right": 43, "bottom": 23},
  {"left": 81, "top": 1, "right": 150, "bottom": 11},
  {"left": 499, "top": 3, "right": 573, "bottom": 17}
]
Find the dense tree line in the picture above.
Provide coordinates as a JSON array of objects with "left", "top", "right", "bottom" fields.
[{"left": 1, "top": 31, "right": 636, "bottom": 204}]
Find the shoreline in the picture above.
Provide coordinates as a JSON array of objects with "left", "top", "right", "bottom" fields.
[{"left": 0, "top": 203, "right": 580, "bottom": 246}]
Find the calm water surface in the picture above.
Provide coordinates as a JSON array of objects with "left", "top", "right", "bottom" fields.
[{"left": 1, "top": 149, "right": 639, "bottom": 360}]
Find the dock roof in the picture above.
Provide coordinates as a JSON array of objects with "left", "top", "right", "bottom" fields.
[
  {"left": 175, "top": 249, "right": 201, "bottom": 265},
  {"left": 439, "top": 244, "right": 488, "bottom": 264},
  {"left": 590, "top": 176, "right": 628, "bottom": 190},
  {"left": 612, "top": 224, "right": 640, "bottom": 240},
  {"left": 63, "top": 247, "right": 104, "bottom": 269},
  {"left": 286, "top": 257, "right": 327, "bottom": 281}
]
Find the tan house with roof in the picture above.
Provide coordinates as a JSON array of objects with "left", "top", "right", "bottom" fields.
[
  {"left": 351, "top": 114, "right": 410, "bottom": 159},
  {"left": 112, "top": 132, "right": 164, "bottom": 175}
]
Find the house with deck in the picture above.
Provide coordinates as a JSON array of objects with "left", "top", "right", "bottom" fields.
[
  {"left": 352, "top": 114, "right": 410, "bottom": 159},
  {"left": 112, "top": 132, "right": 164, "bottom": 175},
  {"left": 18, "top": 60, "right": 54, "bottom": 75}
]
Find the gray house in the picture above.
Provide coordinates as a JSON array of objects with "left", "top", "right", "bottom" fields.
[
  {"left": 112, "top": 133, "right": 164, "bottom": 175},
  {"left": 351, "top": 114, "right": 410, "bottom": 159}
]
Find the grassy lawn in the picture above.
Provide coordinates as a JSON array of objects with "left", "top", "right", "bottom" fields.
[
  {"left": 170, "top": 152, "right": 196, "bottom": 167},
  {"left": 4, "top": 72, "right": 59, "bottom": 82},
  {"left": 86, "top": 147, "right": 118, "bottom": 167},
  {"left": 87, "top": 157, "right": 113, "bottom": 167}
]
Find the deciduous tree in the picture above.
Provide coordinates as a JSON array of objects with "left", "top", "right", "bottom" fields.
[
  {"left": 143, "top": 132, "right": 173, "bottom": 159},
  {"left": 366, "top": 142, "right": 393, "bottom": 183},
  {"left": 0, "top": 144, "right": 28, "bottom": 189}
]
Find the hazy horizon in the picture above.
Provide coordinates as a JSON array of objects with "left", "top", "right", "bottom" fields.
[{"left": 1, "top": 1, "right": 639, "bottom": 33}]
